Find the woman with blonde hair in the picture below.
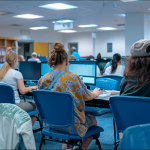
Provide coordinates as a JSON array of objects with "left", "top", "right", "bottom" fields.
[
  {"left": 38, "top": 42, "right": 101, "bottom": 150},
  {"left": 0, "top": 47, "right": 38, "bottom": 125}
]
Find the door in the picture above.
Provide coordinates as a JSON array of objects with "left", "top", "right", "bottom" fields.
[{"left": 68, "top": 42, "right": 78, "bottom": 55}]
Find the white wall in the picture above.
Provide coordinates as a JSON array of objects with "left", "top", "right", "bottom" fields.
[
  {"left": 0, "top": 27, "right": 63, "bottom": 43},
  {"left": 0, "top": 27, "right": 125, "bottom": 57},
  {"left": 63, "top": 30, "right": 125, "bottom": 57}
]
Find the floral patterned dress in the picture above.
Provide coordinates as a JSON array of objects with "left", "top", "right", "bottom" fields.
[{"left": 38, "top": 69, "right": 92, "bottom": 137}]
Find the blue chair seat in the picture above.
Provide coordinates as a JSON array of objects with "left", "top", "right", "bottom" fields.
[
  {"left": 85, "top": 107, "right": 111, "bottom": 116},
  {"left": 28, "top": 110, "right": 39, "bottom": 116},
  {"left": 42, "top": 125, "right": 104, "bottom": 140}
]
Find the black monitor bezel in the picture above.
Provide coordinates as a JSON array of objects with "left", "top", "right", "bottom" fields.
[
  {"left": 18, "top": 61, "right": 41, "bottom": 81},
  {"left": 68, "top": 60, "right": 96, "bottom": 85}
]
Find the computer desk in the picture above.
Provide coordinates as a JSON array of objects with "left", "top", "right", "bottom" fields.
[{"left": 85, "top": 94, "right": 119, "bottom": 108}]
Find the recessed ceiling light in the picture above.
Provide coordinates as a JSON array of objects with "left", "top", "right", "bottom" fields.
[
  {"left": 39, "top": 3, "right": 78, "bottom": 10},
  {"left": 29, "top": 26, "right": 48, "bottom": 30},
  {"left": 97, "top": 27, "right": 117, "bottom": 30},
  {"left": 59, "top": 30, "right": 77, "bottom": 33},
  {"left": 52, "top": 20, "right": 73, "bottom": 23},
  {"left": 78, "top": 24, "right": 98, "bottom": 28},
  {"left": 120, "top": 0, "right": 139, "bottom": 2},
  {"left": 13, "top": 14, "right": 44, "bottom": 19},
  {"left": 116, "top": 14, "right": 126, "bottom": 17}
]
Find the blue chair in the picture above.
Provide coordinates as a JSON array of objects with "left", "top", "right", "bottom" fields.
[
  {"left": 89, "top": 78, "right": 118, "bottom": 90},
  {"left": 121, "top": 123, "right": 150, "bottom": 150},
  {"left": 0, "top": 84, "right": 42, "bottom": 133},
  {"left": 40, "top": 57, "right": 47, "bottom": 62},
  {"left": 85, "top": 78, "right": 117, "bottom": 116},
  {"left": 32, "top": 90, "right": 104, "bottom": 150},
  {"left": 101, "top": 75, "right": 123, "bottom": 91},
  {"left": 109, "top": 96, "right": 150, "bottom": 150}
]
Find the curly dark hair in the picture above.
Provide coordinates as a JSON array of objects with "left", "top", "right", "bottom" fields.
[
  {"left": 111, "top": 53, "right": 122, "bottom": 73},
  {"left": 124, "top": 56, "right": 150, "bottom": 89},
  {"left": 48, "top": 42, "right": 68, "bottom": 67}
]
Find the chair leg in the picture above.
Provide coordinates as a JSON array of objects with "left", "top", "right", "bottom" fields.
[
  {"left": 113, "top": 118, "right": 117, "bottom": 145},
  {"left": 96, "top": 138, "right": 101, "bottom": 150},
  {"left": 114, "top": 143, "right": 119, "bottom": 150},
  {"left": 39, "top": 135, "right": 44, "bottom": 150}
]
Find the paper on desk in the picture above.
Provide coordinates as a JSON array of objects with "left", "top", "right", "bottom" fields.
[{"left": 98, "top": 92, "right": 111, "bottom": 98}]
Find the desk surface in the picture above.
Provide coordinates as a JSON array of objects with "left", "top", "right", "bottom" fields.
[{"left": 95, "top": 94, "right": 119, "bottom": 101}]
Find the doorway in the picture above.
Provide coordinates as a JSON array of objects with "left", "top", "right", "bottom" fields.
[
  {"left": 68, "top": 42, "right": 78, "bottom": 55},
  {"left": 18, "top": 41, "right": 33, "bottom": 60},
  {"left": 48, "top": 43, "right": 54, "bottom": 57}
]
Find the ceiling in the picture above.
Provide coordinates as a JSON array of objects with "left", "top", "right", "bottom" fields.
[{"left": 0, "top": 0, "right": 150, "bottom": 33}]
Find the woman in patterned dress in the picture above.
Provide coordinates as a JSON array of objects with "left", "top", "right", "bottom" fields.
[{"left": 38, "top": 42, "right": 101, "bottom": 150}]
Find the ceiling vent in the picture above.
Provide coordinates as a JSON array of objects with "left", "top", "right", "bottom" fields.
[
  {"left": 10, "top": 24, "right": 22, "bottom": 26},
  {"left": 0, "top": 11, "right": 14, "bottom": 15},
  {"left": 117, "top": 24, "right": 125, "bottom": 26}
]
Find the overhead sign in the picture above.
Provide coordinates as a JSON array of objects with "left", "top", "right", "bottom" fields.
[{"left": 54, "top": 22, "right": 73, "bottom": 30}]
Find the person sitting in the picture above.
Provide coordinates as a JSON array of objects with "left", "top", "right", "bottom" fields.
[
  {"left": 69, "top": 55, "right": 76, "bottom": 61},
  {"left": 96, "top": 53, "right": 102, "bottom": 77},
  {"left": 104, "top": 53, "right": 125, "bottom": 76},
  {"left": 86, "top": 55, "right": 95, "bottom": 60},
  {"left": 71, "top": 47, "right": 80, "bottom": 61},
  {"left": 120, "top": 39, "right": 150, "bottom": 97},
  {"left": 18, "top": 54, "right": 25, "bottom": 61},
  {"left": 28, "top": 52, "right": 40, "bottom": 62},
  {"left": 0, "top": 48, "right": 38, "bottom": 125},
  {"left": 38, "top": 42, "right": 101, "bottom": 150}
]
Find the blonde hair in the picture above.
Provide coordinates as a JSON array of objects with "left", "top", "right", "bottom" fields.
[{"left": 0, "top": 47, "right": 17, "bottom": 79}]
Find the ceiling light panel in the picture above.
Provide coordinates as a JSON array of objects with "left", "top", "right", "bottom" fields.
[
  {"left": 97, "top": 27, "right": 117, "bottom": 30},
  {"left": 59, "top": 30, "right": 77, "bottom": 33},
  {"left": 39, "top": 3, "right": 78, "bottom": 10},
  {"left": 52, "top": 20, "right": 73, "bottom": 23},
  {"left": 120, "top": 0, "right": 140, "bottom": 2},
  {"left": 78, "top": 24, "right": 98, "bottom": 28},
  {"left": 13, "top": 14, "right": 44, "bottom": 19},
  {"left": 30, "top": 26, "right": 48, "bottom": 30}
]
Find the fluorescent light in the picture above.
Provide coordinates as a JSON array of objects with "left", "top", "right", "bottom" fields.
[
  {"left": 97, "top": 27, "right": 117, "bottom": 30},
  {"left": 116, "top": 14, "right": 126, "bottom": 17},
  {"left": 120, "top": 0, "right": 139, "bottom": 2},
  {"left": 78, "top": 24, "right": 98, "bottom": 28},
  {"left": 30, "top": 26, "right": 48, "bottom": 30},
  {"left": 39, "top": 3, "right": 78, "bottom": 10},
  {"left": 13, "top": 14, "right": 44, "bottom": 19},
  {"left": 59, "top": 30, "right": 77, "bottom": 33},
  {"left": 52, "top": 20, "right": 73, "bottom": 23}
]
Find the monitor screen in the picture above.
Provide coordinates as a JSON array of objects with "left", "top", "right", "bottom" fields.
[
  {"left": 18, "top": 62, "right": 41, "bottom": 81},
  {"left": 68, "top": 61, "right": 96, "bottom": 85},
  {"left": 41, "top": 63, "right": 53, "bottom": 76},
  {"left": 0, "top": 63, "right": 4, "bottom": 69}
]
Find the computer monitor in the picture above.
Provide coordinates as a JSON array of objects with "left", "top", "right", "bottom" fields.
[
  {"left": 41, "top": 63, "right": 53, "bottom": 76},
  {"left": 0, "top": 62, "right": 4, "bottom": 69},
  {"left": 97, "top": 59, "right": 111, "bottom": 71},
  {"left": 18, "top": 62, "right": 41, "bottom": 81},
  {"left": 68, "top": 61, "right": 96, "bottom": 85}
]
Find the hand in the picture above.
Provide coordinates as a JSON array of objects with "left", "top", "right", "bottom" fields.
[
  {"left": 31, "top": 86, "right": 38, "bottom": 90},
  {"left": 93, "top": 88, "right": 101, "bottom": 97}
]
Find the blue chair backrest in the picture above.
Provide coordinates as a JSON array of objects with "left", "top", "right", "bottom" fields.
[
  {"left": 121, "top": 123, "right": 150, "bottom": 150},
  {"left": 79, "top": 58, "right": 86, "bottom": 60},
  {"left": 109, "top": 96, "right": 150, "bottom": 133},
  {"left": 101, "top": 75, "right": 123, "bottom": 91},
  {"left": 0, "top": 84, "right": 15, "bottom": 104},
  {"left": 40, "top": 57, "right": 47, "bottom": 62},
  {"left": 89, "top": 78, "right": 118, "bottom": 90},
  {"left": 33, "top": 90, "right": 76, "bottom": 132}
]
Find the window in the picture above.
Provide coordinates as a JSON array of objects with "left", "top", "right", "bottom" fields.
[{"left": 107, "top": 43, "right": 112, "bottom": 52}]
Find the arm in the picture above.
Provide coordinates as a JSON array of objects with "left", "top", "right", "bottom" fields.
[
  {"left": 17, "top": 79, "right": 38, "bottom": 95},
  {"left": 89, "top": 88, "right": 101, "bottom": 100}
]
